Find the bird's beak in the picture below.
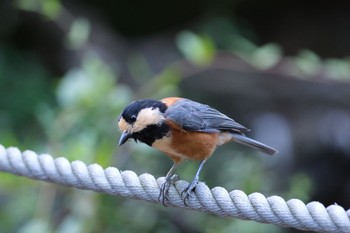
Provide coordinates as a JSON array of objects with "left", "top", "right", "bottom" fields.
[{"left": 118, "top": 131, "right": 131, "bottom": 146}]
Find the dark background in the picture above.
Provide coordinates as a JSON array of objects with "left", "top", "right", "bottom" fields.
[{"left": 1, "top": 0, "right": 350, "bottom": 232}]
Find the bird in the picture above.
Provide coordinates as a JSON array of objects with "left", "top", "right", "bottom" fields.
[{"left": 117, "top": 97, "right": 278, "bottom": 205}]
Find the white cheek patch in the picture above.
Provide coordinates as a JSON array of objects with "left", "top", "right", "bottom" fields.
[
  {"left": 118, "top": 118, "right": 131, "bottom": 132},
  {"left": 132, "top": 107, "right": 165, "bottom": 132}
]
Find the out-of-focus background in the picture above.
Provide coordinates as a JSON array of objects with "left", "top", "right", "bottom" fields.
[{"left": 1, "top": 0, "right": 350, "bottom": 232}]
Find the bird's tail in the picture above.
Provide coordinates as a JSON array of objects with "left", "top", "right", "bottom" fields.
[{"left": 231, "top": 133, "right": 278, "bottom": 156}]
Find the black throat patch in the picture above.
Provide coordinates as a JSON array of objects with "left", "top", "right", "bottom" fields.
[{"left": 132, "top": 122, "right": 170, "bottom": 146}]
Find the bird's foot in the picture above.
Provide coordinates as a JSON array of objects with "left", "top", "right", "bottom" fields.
[
  {"left": 159, "top": 174, "right": 179, "bottom": 206},
  {"left": 181, "top": 177, "right": 199, "bottom": 206}
]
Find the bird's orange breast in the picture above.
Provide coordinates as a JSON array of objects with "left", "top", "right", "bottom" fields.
[{"left": 152, "top": 120, "right": 219, "bottom": 163}]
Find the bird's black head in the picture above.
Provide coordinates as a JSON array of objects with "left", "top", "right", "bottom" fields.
[
  {"left": 120, "top": 99, "right": 167, "bottom": 124},
  {"left": 118, "top": 99, "right": 169, "bottom": 146}
]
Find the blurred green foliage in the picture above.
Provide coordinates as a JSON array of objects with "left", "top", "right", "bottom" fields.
[
  {"left": 0, "top": 48, "right": 55, "bottom": 148},
  {"left": 176, "top": 31, "right": 215, "bottom": 66},
  {"left": 17, "top": 0, "right": 61, "bottom": 19},
  {"left": 294, "top": 49, "right": 322, "bottom": 77},
  {"left": 40, "top": 53, "right": 133, "bottom": 165}
]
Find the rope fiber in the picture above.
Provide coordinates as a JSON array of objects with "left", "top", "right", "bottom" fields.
[{"left": 0, "top": 145, "right": 349, "bottom": 232}]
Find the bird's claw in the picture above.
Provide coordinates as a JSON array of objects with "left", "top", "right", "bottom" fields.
[
  {"left": 181, "top": 180, "right": 198, "bottom": 206},
  {"left": 158, "top": 174, "right": 179, "bottom": 206},
  {"left": 159, "top": 174, "right": 200, "bottom": 207},
  {"left": 159, "top": 184, "right": 170, "bottom": 206}
]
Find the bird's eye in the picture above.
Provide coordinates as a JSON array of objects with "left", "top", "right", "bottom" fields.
[{"left": 130, "top": 115, "right": 137, "bottom": 121}]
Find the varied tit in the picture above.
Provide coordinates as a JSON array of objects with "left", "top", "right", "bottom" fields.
[{"left": 118, "top": 97, "right": 278, "bottom": 205}]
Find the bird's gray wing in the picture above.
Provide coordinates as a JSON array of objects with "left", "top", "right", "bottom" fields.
[{"left": 164, "top": 99, "right": 249, "bottom": 133}]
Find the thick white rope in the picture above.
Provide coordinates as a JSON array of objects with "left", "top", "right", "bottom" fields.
[{"left": 0, "top": 145, "right": 349, "bottom": 233}]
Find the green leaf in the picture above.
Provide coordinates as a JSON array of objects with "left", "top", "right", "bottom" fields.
[
  {"left": 176, "top": 31, "right": 215, "bottom": 66},
  {"left": 67, "top": 18, "right": 90, "bottom": 49},
  {"left": 251, "top": 43, "right": 282, "bottom": 69},
  {"left": 324, "top": 58, "right": 350, "bottom": 80},
  {"left": 295, "top": 49, "right": 321, "bottom": 76}
]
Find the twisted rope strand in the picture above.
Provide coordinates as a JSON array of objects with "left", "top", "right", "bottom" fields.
[{"left": 0, "top": 145, "right": 349, "bottom": 232}]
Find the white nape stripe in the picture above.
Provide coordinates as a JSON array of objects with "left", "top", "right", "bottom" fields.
[{"left": 132, "top": 107, "right": 165, "bottom": 133}]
